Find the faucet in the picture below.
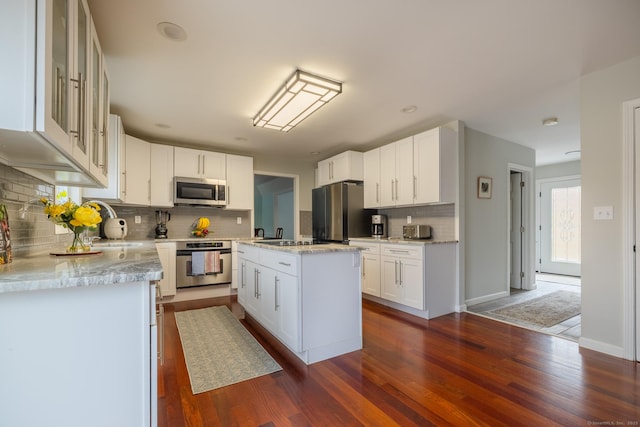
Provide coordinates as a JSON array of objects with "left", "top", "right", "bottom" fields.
[{"left": 86, "top": 200, "right": 118, "bottom": 218}]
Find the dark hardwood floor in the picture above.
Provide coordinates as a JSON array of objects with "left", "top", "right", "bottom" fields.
[{"left": 158, "top": 296, "right": 639, "bottom": 426}]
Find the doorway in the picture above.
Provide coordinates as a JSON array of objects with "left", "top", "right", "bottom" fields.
[
  {"left": 508, "top": 164, "right": 534, "bottom": 292},
  {"left": 253, "top": 173, "right": 296, "bottom": 240},
  {"left": 538, "top": 178, "right": 582, "bottom": 277}
]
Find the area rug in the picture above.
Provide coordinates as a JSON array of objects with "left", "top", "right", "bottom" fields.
[
  {"left": 487, "top": 290, "right": 580, "bottom": 328},
  {"left": 174, "top": 306, "right": 281, "bottom": 394}
]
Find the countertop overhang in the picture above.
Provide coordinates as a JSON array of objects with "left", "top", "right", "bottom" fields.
[{"left": 0, "top": 240, "right": 162, "bottom": 294}]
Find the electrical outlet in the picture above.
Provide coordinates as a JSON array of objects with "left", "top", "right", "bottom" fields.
[
  {"left": 236, "top": 217, "right": 242, "bottom": 225},
  {"left": 134, "top": 215, "right": 141, "bottom": 224},
  {"left": 407, "top": 215, "right": 412, "bottom": 224}
]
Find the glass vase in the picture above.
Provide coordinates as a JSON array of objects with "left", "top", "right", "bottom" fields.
[{"left": 67, "top": 229, "right": 90, "bottom": 253}]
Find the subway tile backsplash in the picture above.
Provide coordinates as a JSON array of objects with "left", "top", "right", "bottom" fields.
[{"left": 378, "top": 204, "right": 455, "bottom": 240}]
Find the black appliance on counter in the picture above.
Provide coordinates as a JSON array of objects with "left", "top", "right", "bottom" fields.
[{"left": 312, "top": 182, "right": 372, "bottom": 243}]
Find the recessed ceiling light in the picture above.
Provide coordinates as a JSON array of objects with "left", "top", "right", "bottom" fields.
[
  {"left": 157, "top": 22, "right": 187, "bottom": 42},
  {"left": 542, "top": 117, "right": 558, "bottom": 126},
  {"left": 401, "top": 105, "right": 418, "bottom": 114}
]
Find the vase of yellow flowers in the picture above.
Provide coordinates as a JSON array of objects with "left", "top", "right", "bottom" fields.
[{"left": 41, "top": 193, "right": 103, "bottom": 253}]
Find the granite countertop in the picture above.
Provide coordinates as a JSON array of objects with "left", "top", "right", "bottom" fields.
[
  {"left": 238, "top": 241, "right": 361, "bottom": 254},
  {"left": 0, "top": 240, "right": 163, "bottom": 294},
  {"left": 348, "top": 237, "right": 459, "bottom": 245}
]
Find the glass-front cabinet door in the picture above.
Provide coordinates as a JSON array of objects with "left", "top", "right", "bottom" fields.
[
  {"left": 88, "top": 14, "right": 108, "bottom": 187},
  {"left": 71, "top": 0, "right": 90, "bottom": 168}
]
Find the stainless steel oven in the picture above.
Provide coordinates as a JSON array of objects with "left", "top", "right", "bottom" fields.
[{"left": 176, "top": 240, "right": 232, "bottom": 288}]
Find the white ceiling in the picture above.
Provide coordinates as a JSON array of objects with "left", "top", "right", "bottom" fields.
[{"left": 87, "top": 0, "right": 640, "bottom": 166}]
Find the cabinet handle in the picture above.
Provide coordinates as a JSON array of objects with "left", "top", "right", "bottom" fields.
[
  {"left": 362, "top": 258, "right": 365, "bottom": 278},
  {"left": 202, "top": 155, "right": 206, "bottom": 176},
  {"left": 399, "top": 261, "right": 403, "bottom": 286},
  {"left": 390, "top": 249, "right": 410, "bottom": 254},
  {"left": 256, "top": 269, "right": 261, "bottom": 298},
  {"left": 395, "top": 179, "right": 399, "bottom": 201},
  {"left": 278, "top": 261, "right": 291, "bottom": 267},
  {"left": 227, "top": 186, "right": 231, "bottom": 205},
  {"left": 122, "top": 171, "right": 127, "bottom": 195},
  {"left": 413, "top": 176, "right": 417, "bottom": 199},
  {"left": 394, "top": 260, "right": 399, "bottom": 284},
  {"left": 241, "top": 262, "right": 246, "bottom": 288},
  {"left": 275, "top": 276, "right": 280, "bottom": 311},
  {"left": 376, "top": 183, "right": 379, "bottom": 203},
  {"left": 55, "top": 67, "right": 63, "bottom": 124},
  {"left": 391, "top": 180, "right": 395, "bottom": 200},
  {"left": 254, "top": 268, "right": 258, "bottom": 298}
]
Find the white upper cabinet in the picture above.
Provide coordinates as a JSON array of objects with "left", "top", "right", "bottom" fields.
[
  {"left": 87, "top": 14, "right": 108, "bottom": 187},
  {"left": 365, "top": 126, "right": 458, "bottom": 208},
  {"left": 316, "top": 151, "right": 363, "bottom": 187},
  {"left": 0, "top": 0, "right": 109, "bottom": 187},
  {"left": 123, "top": 135, "right": 151, "bottom": 205},
  {"left": 83, "top": 114, "right": 125, "bottom": 202},
  {"left": 363, "top": 148, "right": 380, "bottom": 208},
  {"left": 150, "top": 144, "right": 174, "bottom": 207},
  {"left": 379, "top": 136, "right": 413, "bottom": 207},
  {"left": 225, "top": 154, "right": 254, "bottom": 210},
  {"left": 412, "top": 127, "right": 457, "bottom": 204},
  {"left": 174, "top": 147, "right": 226, "bottom": 180}
]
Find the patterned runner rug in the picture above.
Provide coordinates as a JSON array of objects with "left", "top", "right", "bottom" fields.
[
  {"left": 174, "top": 306, "right": 281, "bottom": 394},
  {"left": 487, "top": 290, "right": 580, "bottom": 328}
]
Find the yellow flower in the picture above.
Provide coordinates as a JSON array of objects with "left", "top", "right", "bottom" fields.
[
  {"left": 70, "top": 206, "right": 102, "bottom": 228},
  {"left": 47, "top": 204, "right": 66, "bottom": 218}
]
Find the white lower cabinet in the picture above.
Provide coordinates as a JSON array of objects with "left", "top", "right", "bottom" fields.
[
  {"left": 155, "top": 242, "right": 176, "bottom": 297},
  {"left": 238, "top": 244, "right": 361, "bottom": 364},
  {"left": 351, "top": 239, "right": 457, "bottom": 319},
  {"left": 381, "top": 244, "right": 424, "bottom": 310},
  {"left": 354, "top": 241, "right": 381, "bottom": 297}
]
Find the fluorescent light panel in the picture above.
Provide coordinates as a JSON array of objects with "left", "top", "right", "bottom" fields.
[{"left": 253, "top": 69, "right": 342, "bottom": 132}]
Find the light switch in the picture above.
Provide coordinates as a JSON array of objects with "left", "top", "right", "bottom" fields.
[
  {"left": 593, "top": 206, "right": 613, "bottom": 220},
  {"left": 134, "top": 215, "right": 141, "bottom": 224},
  {"left": 407, "top": 215, "right": 412, "bottom": 224},
  {"left": 236, "top": 217, "right": 242, "bottom": 224}
]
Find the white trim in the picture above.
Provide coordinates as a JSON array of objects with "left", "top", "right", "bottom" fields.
[
  {"left": 579, "top": 337, "right": 625, "bottom": 359},
  {"left": 254, "top": 170, "right": 300, "bottom": 239},
  {"left": 465, "top": 290, "right": 509, "bottom": 307},
  {"left": 536, "top": 174, "right": 581, "bottom": 185},
  {"left": 507, "top": 163, "right": 535, "bottom": 291},
  {"left": 622, "top": 98, "right": 640, "bottom": 361}
]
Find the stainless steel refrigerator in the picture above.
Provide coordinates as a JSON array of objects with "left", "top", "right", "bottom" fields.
[{"left": 312, "top": 182, "right": 371, "bottom": 243}]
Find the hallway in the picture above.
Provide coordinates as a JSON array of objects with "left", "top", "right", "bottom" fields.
[{"left": 467, "top": 274, "right": 581, "bottom": 341}]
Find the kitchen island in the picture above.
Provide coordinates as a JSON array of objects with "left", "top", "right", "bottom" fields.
[
  {"left": 237, "top": 242, "right": 362, "bottom": 364},
  {"left": 0, "top": 241, "right": 162, "bottom": 427}
]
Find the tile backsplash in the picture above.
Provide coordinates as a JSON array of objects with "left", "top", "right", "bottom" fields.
[
  {"left": 378, "top": 204, "right": 455, "bottom": 240},
  {"left": 0, "top": 164, "right": 59, "bottom": 254}
]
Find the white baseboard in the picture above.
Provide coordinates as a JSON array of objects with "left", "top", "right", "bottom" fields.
[
  {"left": 579, "top": 337, "right": 626, "bottom": 359},
  {"left": 465, "top": 290, "right": 509, "bottom": 307}
]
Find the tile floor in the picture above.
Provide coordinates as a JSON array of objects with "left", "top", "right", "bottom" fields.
[{"left": 466, "top": 273, "right": 581, "bottom": 342}]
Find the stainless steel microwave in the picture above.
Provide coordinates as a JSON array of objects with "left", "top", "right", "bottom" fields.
[{"left": 174, "top": 176, "right": 227, "bottom": 207}]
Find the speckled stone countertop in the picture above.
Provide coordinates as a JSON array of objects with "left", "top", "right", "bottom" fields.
[
  {"left": 0, "top": 240, "right": 162, "bottom": 294},
  {"left": 238, "top": 241, "right": 361, "bottom": 255},
  {"left": 348, "top": 237, "right": 459, "bottom": 245}
]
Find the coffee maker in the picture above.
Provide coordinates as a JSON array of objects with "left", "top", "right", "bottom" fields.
[
  {"left": 371, "top": 214, "right": 387, "bottom": 239},
  {"left": 155, "top": 210, "right": 171, "bottom": 239}
]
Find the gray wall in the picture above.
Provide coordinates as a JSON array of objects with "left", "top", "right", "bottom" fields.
[
  {"left": 580, "top": 55, "right": 640, "bottom": 355},
  {"left": 536, "top": 160, "right": 581, "bottom": 180},
  {"left": 464, "top": 128, "right": 536, "bottom": 302}
]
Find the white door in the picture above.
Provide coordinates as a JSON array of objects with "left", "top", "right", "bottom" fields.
[
  {"left": 510, "top": 172, "right": 523, "bottom": 289},
  {"left": 540, "top": 179, "right": 581, "bottom": 276}
]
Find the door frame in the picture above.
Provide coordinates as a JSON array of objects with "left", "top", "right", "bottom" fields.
[
  {"left": 622, "top": 97, "right": 640, "bottom": 361},
  {"left": 507, "top": 163, "right": 535, "bottom": 292},
  {"left": 254, "top": 171, "right": 300, "bottom": 239},
  {"left": 536, "top": 176, "right": 582, "bottom": 276}
]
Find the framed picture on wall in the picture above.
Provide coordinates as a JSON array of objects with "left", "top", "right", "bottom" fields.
[{"left": 477, "top": 176, "right": 492, "bottom": 199}]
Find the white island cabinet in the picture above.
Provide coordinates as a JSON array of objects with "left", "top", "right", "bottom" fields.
[
  {"left": 237, "top": 242, "right": 362, "bottom": 364},
  {"left": 0, "top": 242, "right": 162, "bottom": 427}
]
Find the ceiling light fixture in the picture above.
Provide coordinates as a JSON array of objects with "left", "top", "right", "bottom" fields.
[
  {"left": 253, "top": 69, "right": 342, "bottom": 132},
  {"left": 157, "top": 22, "right": 187, "bottom": 42},
  {"left": 542, "top": 117, "right": 559, "bottom": 126}
]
